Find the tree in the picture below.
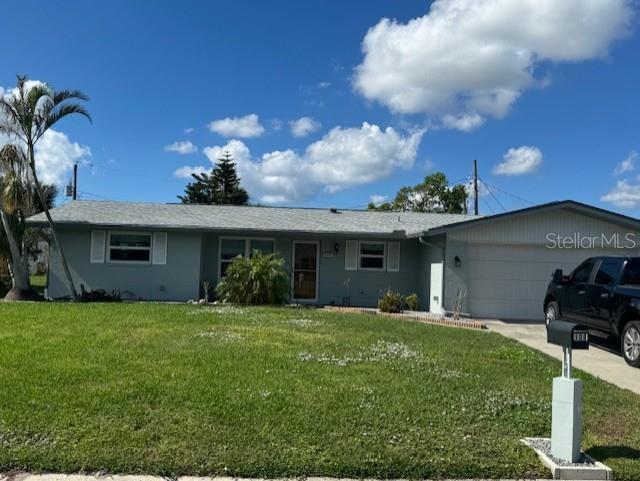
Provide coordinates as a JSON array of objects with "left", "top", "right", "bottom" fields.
[
  {"left": 0, "top": 144, "right": 34, "bottom": 298},
  {"left": 367, "top": 172, "right": 467, "bottom": 214},
  {"left": 0, "top": 144, "right": 57, "bottom": 300},
  {"left": 178, "top": 151, "right": 249, "bottom": 205},
  {"left": 0, "top": 75, "right": 91, "bottom": 300}
]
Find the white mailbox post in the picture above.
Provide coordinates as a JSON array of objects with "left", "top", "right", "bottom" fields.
[{"left": 547, "top": 320, "right": 590, "bottom": 463}]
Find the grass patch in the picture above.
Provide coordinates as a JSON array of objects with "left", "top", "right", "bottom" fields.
[
  {"left": 29, "top": 274, "right": 46, "bottom": 296},
  {"left": 0, "top": 303, "right": 638, "bottom": 479}
]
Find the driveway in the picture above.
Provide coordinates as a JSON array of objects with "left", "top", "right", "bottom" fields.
[{"left": 486, "top": 319, "right": 640, "bottom": 394}]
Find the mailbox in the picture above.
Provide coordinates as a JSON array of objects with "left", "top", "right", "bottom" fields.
[{"left": 547, "top": 320, "right": 589, "bottom": 350}]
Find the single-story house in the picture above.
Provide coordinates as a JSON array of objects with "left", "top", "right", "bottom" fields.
[{"left": 26, "top": 199, "right": 640, "bottom": 320}]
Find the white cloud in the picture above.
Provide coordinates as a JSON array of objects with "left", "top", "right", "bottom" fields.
[
  {"left": 184, "top": 127, "right": 195, "bottom": 134},
  {"left": 441, "top": 113, "right": 485, "bottom": 132},
  {"left": 601, "top": 179, "right": 640, "bottom": 208},
  {"left": 192, "top": 122, "right": 424, "bottom": 203},
  {"left": 614, "top": 150, "right": 637, "bottom": 176},
  {"left": 164, "top": 140, "right": 198, "bottom": 155},
  {"left": 354, "top": 0, "right": 632, "bottom": 127},
  {"left": 208, "top": 114, "right": 265, "bottom": 138},
  {"left": 317, "top": 81, "right": 331, "bottom": 88},
  {"left": 493, "top": 146, "right": 543, "bottom": 176},
  {"left": 290, "top": 116, "right": 322, "bottom": 138},
  {"left": 33, "top": 130, "right": 91, "bottom": 186},
  {"left": 173, "top": 165, "right": 208, "bottom": 179},
  {"left": 369, "top": 194, "right": 388, "bottom": 206}
]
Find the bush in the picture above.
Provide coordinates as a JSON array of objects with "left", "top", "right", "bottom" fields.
[
  {"left": 404, "top": 293, "right": 419, "bottom": 311},
  {"left": 216, "top": 251, "right": 289, "bottom": 305},
  {"left": 377, "top": 287, "right": 404, "bottom": 313},
  {"left": 79, "top": 284, "right": 121, "bottom": 302}
]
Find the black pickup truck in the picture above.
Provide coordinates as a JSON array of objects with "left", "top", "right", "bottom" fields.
[{"left": 544, "top": 256, "right": 640, "bottom": 367}]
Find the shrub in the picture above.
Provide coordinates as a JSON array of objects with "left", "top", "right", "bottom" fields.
[
  {"left": 216, "top": 251, "right": 289, "bottom": 305},
  {"left": 377, "top": 287, "right": 404, "bottom": 313},
  {"left": 79, "top": 284, "right": 121, "bottom": 302},
  {"left": 404, "top": 293, "right": 419, "bottom": 311}
]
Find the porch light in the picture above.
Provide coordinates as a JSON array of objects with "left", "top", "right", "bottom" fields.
[{"left": 454, "top": 256, "right": 461, "bottom": 268}]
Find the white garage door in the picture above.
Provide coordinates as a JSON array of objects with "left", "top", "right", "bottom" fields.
[{"left": 465, "top": 243, "right": 628, "bottom": 320}]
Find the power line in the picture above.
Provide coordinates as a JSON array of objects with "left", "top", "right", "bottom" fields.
[
  {"left": 78, "top": 190, "right": 112, "bottom": 201},
  {"left": 482, "top": 180, "right": 536, "bottom": 206},
  {"left": 479, "top": 177, "right": 506, "bottom": 212},
  {"left": 91, "top": 161, "right": 178, "bottom": 184},
  {"left": 481, "top": 196, "right": 495, "bottom": 215}
]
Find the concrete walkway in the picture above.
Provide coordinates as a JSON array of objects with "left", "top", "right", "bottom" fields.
[
  {"left": 486, "top": 319, "right": 640, "bottom": 394},
  {"left": 0, "top": 474, "right": 552, "bottom": 481}
]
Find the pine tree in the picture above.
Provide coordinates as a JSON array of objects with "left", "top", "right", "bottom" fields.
[
  {"left": 178, "top": 151, "right": 249, "bottom": 205},
  {"left": 214, "top": 151, "right": 249, "bottom": 204}
]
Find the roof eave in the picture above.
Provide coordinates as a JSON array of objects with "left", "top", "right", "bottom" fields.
[
  {"left": 25, "top": 219, "right": 412, "bottom": 238},
  {"left": 420, "top": 200, "right": 640, "bottom": 237}
]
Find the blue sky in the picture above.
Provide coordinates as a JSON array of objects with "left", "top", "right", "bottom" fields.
[{"left": 2, "top": 0, "right": 640, "bottom": 214}]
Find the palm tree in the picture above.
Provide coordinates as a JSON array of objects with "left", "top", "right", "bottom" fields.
[
  {"left": 0, "top": 75, "right": 91, "bottom": 300},
  {"left": 0, "top": 144, "right": 37, "bottom": 298}
]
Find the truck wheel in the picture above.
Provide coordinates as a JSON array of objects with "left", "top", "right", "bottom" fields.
[
  {"left": 622, "top": 321, "right": 640, "bottom": 367},
  {"left": 545, "top": 301, "right": 559, "bottom": 327}
]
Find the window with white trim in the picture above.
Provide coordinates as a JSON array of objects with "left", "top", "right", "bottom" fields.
[
  {"left": 108, "top": 232, "right": 152, "bottom": 263},
  {"left": 359, "top": 241, "right": 385, "bottom": 270},
  {"left": 219, "top": 237, "right": 275, "bottom": 277}
]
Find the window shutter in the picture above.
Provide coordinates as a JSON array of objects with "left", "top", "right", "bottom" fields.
[
  {"left": 387, "top": 242, "right": 400, "bottom": 272},
  {"left": 90, "top": 230, "right": 106, "bottom": 264},
  {"left": 345, "top": 240, "right": 358, "bottom": 271},
  {"left": 152, "top": 232, "right": 167, "bottom": 265}
]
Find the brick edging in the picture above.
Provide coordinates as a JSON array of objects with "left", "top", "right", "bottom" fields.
[{"left": 323, "top": 306, "right": 487, "bottom": 330}]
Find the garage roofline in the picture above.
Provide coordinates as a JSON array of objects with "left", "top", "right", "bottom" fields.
[{"left": 419, "top": 200, "right": 640, "bottom": 237}]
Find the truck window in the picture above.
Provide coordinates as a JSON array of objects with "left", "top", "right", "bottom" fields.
[
  {"left": 594, "top": 259, "right": 622, "bottom": 285},
  {"left": 622, "top": 259, "right": 640, "bottom": 285},
  {"left": 572, "top": 261, "right": 594, "bottom": 283}
]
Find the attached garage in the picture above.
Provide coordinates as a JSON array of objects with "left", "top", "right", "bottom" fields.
[{"left": 426, "top": 201, "right": 640, "bottom": 320}]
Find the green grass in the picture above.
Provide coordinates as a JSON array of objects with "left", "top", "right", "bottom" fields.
[
  {"left": 0, "top": 303, "right": 638, "bottom": 479},
  {"left": 29, "top": 274, "right": 46, "bottom": 296}
]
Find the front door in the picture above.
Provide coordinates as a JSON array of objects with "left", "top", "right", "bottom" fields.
[
  {"left": 429, "top": 262, "right": 444, "bottom": 314},
  {"left": 292, "top": 241, "right": 319, "bottom": 301}
]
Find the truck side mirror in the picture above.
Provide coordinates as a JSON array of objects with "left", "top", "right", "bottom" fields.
[{"left": 552, "top": 269, "right": 563, "bottom": 284}]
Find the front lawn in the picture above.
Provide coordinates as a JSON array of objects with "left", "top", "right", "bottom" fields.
[{"left": 0, "top": 304, "right": 638, "bottom": 479}]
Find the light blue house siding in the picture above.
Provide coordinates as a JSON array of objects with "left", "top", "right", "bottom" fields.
[
  {"left": 48, "top": 227, "right": 202, "bottom": 300},
  {"left": 48, "top": 228, "right": 428, "bottom": 307},
  {"left": 199, "top": 232, "right": 422, "bottom": 306}
]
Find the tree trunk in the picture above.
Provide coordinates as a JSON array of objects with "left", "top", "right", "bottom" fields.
[
  {"left": 27, "top": 141, "right": 78, "bottom": 300},
  {"left": 0, "top": 209, "right": 37, "bottom": 299}
]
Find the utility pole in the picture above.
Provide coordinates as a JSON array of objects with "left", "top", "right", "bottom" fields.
[
  {"left": 473, "top": 159, "right": 478, "bottom": 215},
  {"left": 72, "top": 163, "right": 78, "bottom": 200}
]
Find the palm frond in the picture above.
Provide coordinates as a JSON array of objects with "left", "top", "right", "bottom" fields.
[
  {"left": 0, "top": 97, "right": 27, "bottom": 142},
  {"left": 0, "top": 144, "right": 33, "bottom": 215},
  {"left": 26, "top": 83, "right": 52, "bottom": 115},
  {"left": 43, "top": 104, "right": 92, "bottom": 133},
  {"left": 54, "top": 89, "right": 89, "bottom": 104}
]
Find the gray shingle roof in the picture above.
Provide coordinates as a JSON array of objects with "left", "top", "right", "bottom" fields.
[{"left": 26, "top": 200, "right": 479, "bottom": 237}]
